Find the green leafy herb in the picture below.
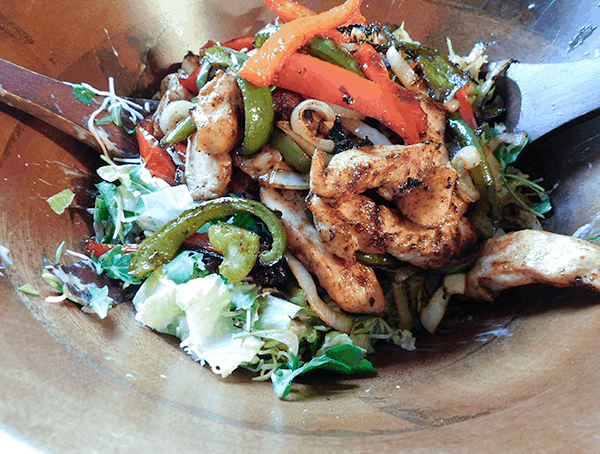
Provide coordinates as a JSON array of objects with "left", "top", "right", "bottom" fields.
[
  {"left": 72, "top": 84, "right": 96, "bottom": 105},
  {"left": 47, "top": 188, "right": 75, "bottom": 215},
  {"left": 94, "top": 245, "right": 141, "bottom": 285},
  {"left": 17, "top": 283, "right": 40, "bottom": 296},
  {"left": 88, "top": 286, "right": 112, "bottom": 319},
  {"left": 162, "top": 250, "right": 208, "bottom": 284},
  {"left": 271, "top": 344, "right": 375, "bottom": 399}
]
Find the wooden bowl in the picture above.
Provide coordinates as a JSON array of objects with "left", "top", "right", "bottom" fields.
[{"left": 1, "top": 0, "right": 599, "bottom": 451}]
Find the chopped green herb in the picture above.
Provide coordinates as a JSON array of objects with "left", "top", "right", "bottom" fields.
[
  {"left": 17, "top": 283, "right": 40, "bottom": 296},
  {"left": 47, "top": 189, "right": 75, "bottom": 215},
  {"left": 72, "top": 84, "right": 96, "bottom": 105}
]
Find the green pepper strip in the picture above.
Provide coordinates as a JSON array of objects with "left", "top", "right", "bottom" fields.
[
  {"left": 398, "top": 43, "right": 469, "bottom": 103},
  {"left": 208, "top": 223, "right": 260, "bottom": 284},
  {"left": 203, "top": 46, "right": 274, "bottom": 155},
  {"left": 160, "top": 115, "right": 196, "bottom": 146},
  {"left": 128, "top": 197, "right": 287, "bottom": 278},
  {"left": 254, "top": 24, "right": 365, "bottom": 78},
  {"left": 448, "top": 113, "right": 500, "bottom": 232},
  {"left": 304, "top": 38, "right": 365, "bottom": 78},
  {"left": 195, "top": 61, "right": 212, "bottom": 92},
  {"left": 356, "top": 251, "right": 402, "bottom": 268},
  {"left": 270, "top": 129, "right": 311, "bottom": 173}
]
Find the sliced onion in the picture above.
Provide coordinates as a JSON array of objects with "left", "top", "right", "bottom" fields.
[
  {"left": 277, "top": 121, "right": 332, "bottom": 166},
  {"left": 327, "top": 103, "right": 365, "bottom": 120},
  {"left": 454, "top": 160, "right": 481, "bottom": 203},
  {"left": 265, "top": 170, "right": 310, "bottom": 190},
  {"left": 159, "top": 100, "right": 193, "bottom": 136},
  {"left": 474, "top": 59, "right": 512, "bottom": 109},
  {"left": 386, "top": 46, "right": 427, "bottom": 96},
  {"left": 277, "top": 121, "right": 317, "bottom": 157},
  {"left": 452, "top": 145, "right": 481, "bottom": 170},
  {"left": 341, "top": 118, "right": 392, "bottom": 145},
  {"left": 290, "top": 99, "right": 336, "bottom": 153},
  {"left": 443, "top": 98, "right": 460, "bottom": 112},
  {"left": 420, "top": 273, "right": 466, "bottom": 334},
  {"left": 285, "top": 252, "right": 354, "bottom": 334}
]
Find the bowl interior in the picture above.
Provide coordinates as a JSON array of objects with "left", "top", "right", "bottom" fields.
[{"left": 1, "top": 0, "right": 600, "bottom": 451}]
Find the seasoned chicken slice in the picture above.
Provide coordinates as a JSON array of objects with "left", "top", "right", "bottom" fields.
[
  {"left": 308, "top": 192, "right": 478, "bottom": 269},
  {"left": 378, "top": 97, "right": 450, "bottom": 202},
  {"left": 151, "top": 74, "right": 195, "bottom": 136},
  {"left": 260, "top": 187, "right": 386, "bottom": 315},
  {"left": 394, "top": 164, "right": 458, "bottom": 228},
  {"left": 417, "top": 95, "right": 449, "bottom": 165},
  {"left": 465, "top": 230, "right": 600, "bottom": 301},
  {"left": 310, "top": 143, "right": 437, "bottom": 200},
  {"left": 184, "top": 71, "right": 243, "bottom": 200},
  {"left": 234, "top": 147, "right": 294, "bottom": 182}
]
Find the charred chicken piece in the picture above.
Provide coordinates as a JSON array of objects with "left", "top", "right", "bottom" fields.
[
  {"left": 465, "top": 230, "right": 600, "bottom": 301},
  {"left": 261, "top": 187, "right": 386, "bottom": 315},
  {"left": 308, "top": 192, "right": 479, "bottom": 269},
  {"left": 310, "top": 143, "right": 438, "bottom": 200},
  {"left": 184, "top": 71, "right": 244, "bottom": 201}
]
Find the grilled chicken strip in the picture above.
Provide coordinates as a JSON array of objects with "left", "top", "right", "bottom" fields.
[
  {"left": 234, "top": 147, "right": 294, "bottom": 182},
  {"left": 417, "top": 96, "right": 449, "bottom": 165},
  {"left": 310, "top": 143, "right": 438, "bottom": 200},
  {"left": 394, "top": 164, "right": 458, "bottom": 228},
  {"left": 261, "top": 187, "right": 386, "bottom": 315},
  {"left": 151, "top": 74, "right": 195, "bottom": 137},
  {"left": 308, "top": 192, "right": 478, "bottom": 269},
  {"left": 185, "top": 71, "right": 243, "bottom": 201},
  {"left": 378, "top": 97, "right": 450, "bottom": 202},
  {"left": 465, "top": 230, "right": 600, "bottom": 301}
]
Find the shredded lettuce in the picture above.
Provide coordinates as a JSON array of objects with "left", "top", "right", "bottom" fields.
[
  {"left": 0, "top": 244, "right": 12, "bottom": 276},
  {"left": 133, "top": 270, "right": 183, "bottom": 337}
]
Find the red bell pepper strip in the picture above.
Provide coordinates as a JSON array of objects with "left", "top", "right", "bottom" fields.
[
  {"left": 221, "top": 36, "right": 256, "bottom": 52},
  {"left": 136, "top": 120, "right": 177, "bottom": 186},
  {"left": 179, "top": 66, "right": 202, "bottom": 93},
  {"left": 455, "top": 87, "right": 477, "bottom": 129},
  {"left": 85, "top": 233, "right": 216, "bottom": 257},
  {"left": 354, "top": 43, "right": 427, "bottom": 133},
  {"left": 85, "top": 239, "right": 139, "bottom": 256},
  {"left": 275, "top": 53, "right": 424, "bottom": 144},
  {"left": 239, "top": 0, "right": 362, "bottom": 87}
]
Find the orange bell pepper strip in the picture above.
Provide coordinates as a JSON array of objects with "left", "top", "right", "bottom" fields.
[
  {"left": 354, "top": 43, "right": 427, "bottom": 133},
  {"left": 239, "top": 0, "right": 362, "bottom": 86},
  {"left": 136, "top": 120, "right": 177, "bottom": 186},
  {"left": 455, "top": 87, "right": 477, "bottom": 129},
  {"left": 261, "top": 0, "right": 366, "bottom": 26},
  {"left": 275, "top": 53, "right": 424, "bottom": 144}
]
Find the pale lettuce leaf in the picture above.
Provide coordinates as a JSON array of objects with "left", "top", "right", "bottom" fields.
[
  {"left": 176, "top": 274, "right": 262, "bottom": 377},
  {"left": 133, "top": 270, "right": 183, "bottom": 337}
]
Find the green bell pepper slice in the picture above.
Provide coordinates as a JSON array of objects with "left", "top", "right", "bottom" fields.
[
  {"left": 398, "top": 43, "right": 469, "bottom": 103},
  {"left": 129, "top": 197, "right": 286, "bottom": 278},
  {"left": 208, "top": 223, "right": 260, "bottom": 284},
  {"left": 203, "top": 46, "right": 274, "bottom": 155}
]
